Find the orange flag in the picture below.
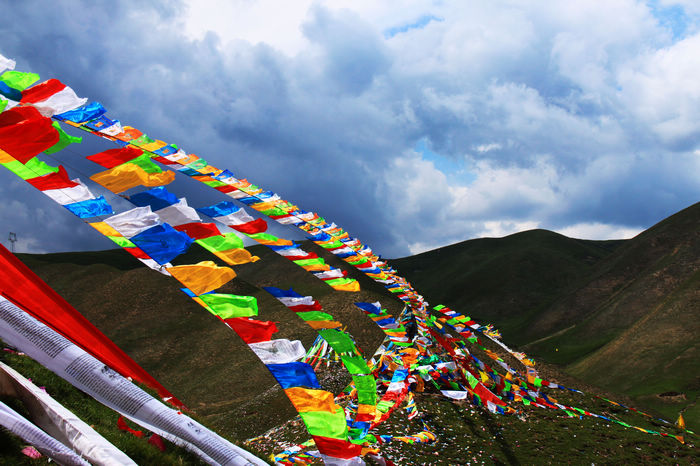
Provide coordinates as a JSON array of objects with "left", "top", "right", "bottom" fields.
[
  {"left": 167, "top": 261, "right": 236, "bottom": 295},
  {"left": 284, "top": 387, "right": 338, "bottom": 413},
  {"left": 91, "top": 163, "right": 174, "bottom": 193}
]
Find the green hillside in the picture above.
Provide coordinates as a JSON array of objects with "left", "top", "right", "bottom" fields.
[
  {"left": 391, "top": 228, "right": 624, "bottom": 344},
  {"left": 526, "top": 202, "right": 700, "bottom": 426},
  {"left": 393, "top": 202, "right": 700, "bottom": 429}
]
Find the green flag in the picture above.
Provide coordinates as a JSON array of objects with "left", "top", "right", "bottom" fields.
[
  {"left": 353, "top": 375, "right": 377, "bottom": 405},
  {"left": 125, "top": 153, "right": 162, "bottom": 173},
  {"left": 2, "top": 157, "right": 59, "bottom": 180},
  {"left": 186, "top": 159, "right": 209, "bottom": 170},
  {"left": 198, "top": 293, "right": 258, "bottom": 318},
  {"left": 196, "top": 233, "right": 244, "bottom": 253},
  {"left": 0, "top": 71, "right": 40, "bottom": 90},
  {"left": 296, "top": 311, "right": 334, "bottom": 321},
  {"left": 44, "top": 121, "right": 82, "bottom": 155},
  {"left": 318, "top": 329, "right": 356, "bottom": 354},
  {"left": 299, "top": 407, "right": 348, "bottom": 439},
  {"left": 108, "top": 236, "right": 136, "bottom": 248},
  {"left": 341, "top": 354, "right": 371, "bottom": 375},
  {"left": 130, "top": 134, "right": 155, "bottom": 147},
  {"left": 293, "top": 258, "right": 327, "bottom": 267}
]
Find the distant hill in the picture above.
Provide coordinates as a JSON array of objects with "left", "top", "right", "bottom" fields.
[
  {"left": 390, "top": 228, "right": 624, "bottom": 343},
  {"left": 392, "top": 202, "right": 700, "bottom": 426}
]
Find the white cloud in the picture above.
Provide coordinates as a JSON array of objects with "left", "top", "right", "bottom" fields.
[
  {"left": 555, "top": 222, "right": 642, "bottom": 240},
  {"left": 474, "top": 143, "right": 502, "bottom": 153},
  {"left": 617, "top": 32, "right": 700, "bottom": 147}
]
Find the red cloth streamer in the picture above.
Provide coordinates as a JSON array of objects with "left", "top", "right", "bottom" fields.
[
  {"left": 151, "top": 156, "right": 179, "bottom": 165},
  {"left": 20, "top": 79, "right": 67, "bottom": 103},
  {"left": 124, "top": 247, "right": 151, "bottom": 260},
  {"left": 174, "top": 222, "right": 221, "bottom": 240},
  {"left": 86, "top": 146, "right": 143, "bottom": 168},
  {"left": 311, "top": 436, "right": 363, "bottom": 459},
  {"left": 215, "top": 185, "right": 237, "bottom": 194},
  {"left": 283, "top": 253, "right": 319, "bottom": 261},
  {"left": 26, "top": 166, "right": 78, "bottom": 191},
  {"left": 230, "top": 218, "right": 268, "bottom": 234},
  {"left": 148, "top": 433, "right": 167, "bottom": 452},
  {"left": 0, "top": 244, "right": 185, "bottom": 408},
  {"left": 117, "top": 416, "right": 145, "bottom": 438},
  {"left": 224, "top": 317, "right": 278, "bottom": 344},
  {"left": 0, "top": 106, "right": 59, "bottom": 163},
  {"left": 287, "top": 302, "right": 323, "bottom": 313}
]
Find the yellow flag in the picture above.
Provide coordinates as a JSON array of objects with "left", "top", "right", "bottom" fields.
[
  {"left": 284, "top": 387, "right": 338, "bottom": 413},
  {"left": 676, "top": 413, "right": 686, "bottom": 430},
  {"left": 90, "top": 163, "right": 174, "bottom": 193},
  {"left": 212, "top": 248, "right": 260, "bottom": 266},
  {"left": 167, "top": 261, "right": 236, "bottom": 295}
]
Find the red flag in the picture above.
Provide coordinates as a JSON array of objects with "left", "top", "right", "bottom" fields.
[
  {"left": 215, "top": 185, "right": 237, "bottom": 194},
  {"left": 174, "top": 222, "right": 222, "bottom": 239},
  {"left": 86, "top": 146, "right": 143, "bottom": 168},
  {"left": 0, "top": 106, "right": 59, "bottom": 163},
  {"left": 25, "top": 166, "right": 78, "bottom": 191},
  {"left": 231, "top": 218, "right": 268, "bottom": 234},
  {"left": 20, "top": 79, "right": 67, "bottom": 104},
  {"left": 117, "top": 416, "right": 145, "bottom": 438},
  {"left": 311, "top": 436, "right": 363, "bottom": 459},
  {"left": 148, "top": 433, "right": 167, "bottom": 451},
  {"left": 225, "top": 317, "right": 278, "bottom": 344},
  {"left": 286, "top": 302, "right": 323, "bottom": 313}
]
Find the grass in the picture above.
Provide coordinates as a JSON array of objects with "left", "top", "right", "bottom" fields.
[{"left": 0, "top": 347, "right": 205, "bottom": 465}]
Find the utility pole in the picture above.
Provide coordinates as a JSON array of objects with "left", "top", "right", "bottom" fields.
[{"left": 8, "top": 232, "right": 17, "bottom": 253}]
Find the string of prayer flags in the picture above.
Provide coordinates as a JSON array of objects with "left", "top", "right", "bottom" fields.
[
  {"left": 0, "top": 95, "right": 363, "bottom": 461},
  {"left": 265, "top": 286, "right": 378, "bottom": 433}
]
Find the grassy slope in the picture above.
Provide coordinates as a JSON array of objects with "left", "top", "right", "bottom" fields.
[
  {"left": 13, "top": 240, "right": 403, "bottom": 443},
  {"left": 525, "top": 203, "right": 700, "bottom": 426},
  {"left": 391, "top": 203, "right": 700, "bottom": 428},
  {"left": 250, "top": 333, "right": 697, "bottom": 465}
]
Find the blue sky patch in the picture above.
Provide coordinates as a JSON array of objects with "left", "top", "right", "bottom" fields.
[
  {"left": 384, "top": 15, "right": 443, "bottom": 38},
  {"left": 415, "top": 138, "right": 477, "bottom": 184},
  {"left": 648, "top": 0, "right": 689, "bottom": 41}
]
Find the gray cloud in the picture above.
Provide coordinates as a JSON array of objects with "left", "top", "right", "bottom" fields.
[{"left": 0, "top": 1, "right": 699, "bottom": 258}]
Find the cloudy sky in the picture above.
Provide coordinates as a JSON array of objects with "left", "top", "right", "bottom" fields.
[{"left": 1, "top": 0, "right": 699, "bottom": 257}]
